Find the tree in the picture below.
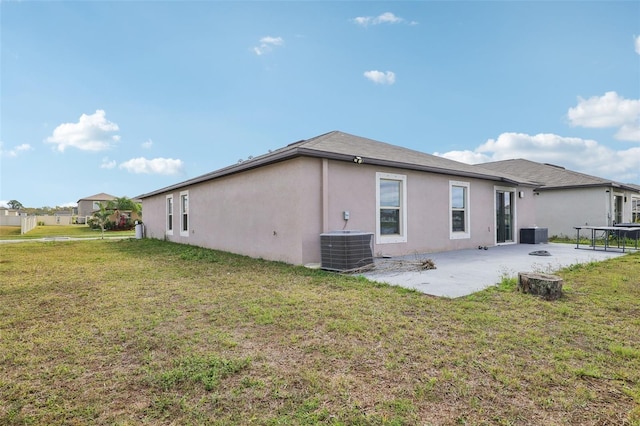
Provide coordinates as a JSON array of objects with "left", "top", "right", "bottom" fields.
[
  {"left": 7, "top": 200, "right": 24, "bottom": 210},
  {"left": 110, "top": 196, "right": 142, "bottom": 230},
  {"left": 92, "top": 201, "right": 115, "bottom": 239},
  {"left": 112, "top": 197, "right": 141, "bottom": 216}
]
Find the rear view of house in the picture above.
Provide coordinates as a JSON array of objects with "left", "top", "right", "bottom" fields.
[{"left": 138, "top": 131, "right": 537, "bottom": 265}]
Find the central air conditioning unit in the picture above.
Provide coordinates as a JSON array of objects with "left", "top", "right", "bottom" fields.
[{"left": 320, "top": 230, "right": 374, "bottom": 271}]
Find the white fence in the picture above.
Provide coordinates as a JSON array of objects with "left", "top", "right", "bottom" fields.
[
  {"left": 0, "top": 216, "right": 21, "bottom": 226},
  {"left": 0, "top": 215, "right": 77, "bottom": 234},
  {"left": 21, "top": 216, "right": 38, "bottom": 234},
  {"left": 33, "top": 216, "right": 74, "bottom": 226}
]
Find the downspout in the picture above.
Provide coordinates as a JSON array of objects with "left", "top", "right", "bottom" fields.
[
  {"left": 322, "top": 158, "right": 329, "bottom": 233},
  {"left": 606, "top": 189, "right": 612, "bottom": 226}
]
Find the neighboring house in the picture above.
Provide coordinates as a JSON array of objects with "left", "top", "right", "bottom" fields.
[
  {"left": 628, "top": 184, "right": 640, "bottom": 223},
  {"left": 138, "top": 131, "right": 538, "bottom": 266},
  {"left": 77, "top": 193, "right": 118, "bottom": 220},
  {"left": 0, "top": 207, "right": 22, "bottom": 216},
  {"left": 479, "top": 159, "right": 640, "bottom": 238},
  {"left": 76, "top": 193, "right": 141, "bottom": 225},
  {"left": 0, "top": 207, "right": 24, "bottom": 227}
]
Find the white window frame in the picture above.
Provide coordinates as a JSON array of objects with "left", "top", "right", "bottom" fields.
[
  {"left": 449, "top": 181, "right": 470, "bottom": 240},
  {"left": 179, "top": 190, "right": 189, "bottom": 237},
  {"left": 166, "top": 195, "right": 173, "bottom": 235},
  {"left": 376, "top": 172, "right": 407, "bottom": 244}
]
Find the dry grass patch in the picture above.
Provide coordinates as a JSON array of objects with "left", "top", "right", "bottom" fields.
[{"left": 0, "top": 239, "right": 639, "bottom": 425}]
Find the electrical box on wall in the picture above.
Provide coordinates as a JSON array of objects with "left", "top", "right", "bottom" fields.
[{"left": 343, "top": 211, "right": 350, "bottom": 220}]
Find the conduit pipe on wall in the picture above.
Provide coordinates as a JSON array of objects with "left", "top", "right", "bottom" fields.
[{"left": 322, "top": 158, "right": 329, "bottom": 233}]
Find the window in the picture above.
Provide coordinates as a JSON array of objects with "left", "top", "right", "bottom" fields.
[
  {"left": 632, "top": 197, "right": 640, "bottom": 223},
  {"left": 613, "top": 194, "right": 623, "bottom": 225},
  {"left": 376, "top": 173, "right": 407, "bottom": 244},
  {"left": 166, "top": 195, "right": 173, "bottom": 234},
  {"left": 450, "top": 181, "right": 470, "bottom": 239},
  {"left": 180, "top": 191, "right": 189, "bottom": 236}
]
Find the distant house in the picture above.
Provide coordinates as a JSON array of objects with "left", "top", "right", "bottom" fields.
[
  {"left": 76, "top": 193, "right": 141, "bottom": 226},
  {"left": 0, "top": 207, "right": 22, "bottom": 217},
  {"left": 137, "top": 131, "right": 538, "bottom": 265},
  {"left": 0, "top": 207, "right": 24, "bottom": 227},
  {"left": 479, "top": 159, "right": 640, "bottom": 237},
  {"left": 76, "top": 193, "right": 118, "bottom": 224}
]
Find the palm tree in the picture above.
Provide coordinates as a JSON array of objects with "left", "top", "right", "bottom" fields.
[{"left": 93, "top": 202, "right": 114, "bottom": 239}]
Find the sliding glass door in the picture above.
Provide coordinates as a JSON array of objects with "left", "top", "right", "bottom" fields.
[{"left": 496, "top": 190, "right": 514, "bottom": 243}]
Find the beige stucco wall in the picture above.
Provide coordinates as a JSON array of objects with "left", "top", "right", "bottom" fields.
[
  {"left": 322, "top": 161, "right": 536, "bottom": 257},
  {"left": 533, "top": 187, "right": 638, "bottom": 238},
  {"left": 0, "top": 216, "right": 22, "bottom": 226},
  {"left": 142, "top": 156, "right": 537, "bottom": 265},
  {"left": 143, "top": 158, "right": 323, "bottom": 264},
  {"left": 77, "top": 200, "right": 97, "bottom": 218}
]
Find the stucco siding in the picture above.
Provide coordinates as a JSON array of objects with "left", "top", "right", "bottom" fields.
[
  {"left": 322, "top": 162, "right": 536, "bottom": 257},
  {"left": 141, "top": 156, "right": 537, "bottom": 265},
  {"left": 534, "top": 187, "right": 638, "bottom": 237},
  {"left": 514, "top": 188, "right": 537, "bottom": 234},
  {"left": 142, "top": 158, "right": 322, "bottom": 265},
  {"left": 535, "top": 187, "right": 608, "bottom": 237}
]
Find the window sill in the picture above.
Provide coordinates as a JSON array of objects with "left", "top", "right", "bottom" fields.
[
  {"left": 377, "top": 235, "right": 407, "bottom": 244},
  {"left": 450, "top": 232, "right": 470, "bottom": 240}
]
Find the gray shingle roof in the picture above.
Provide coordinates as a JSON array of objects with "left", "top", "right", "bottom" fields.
[
  {"left": 137, "top": 131, "right": 534, "bottom": 199},
  {"left": 77, "top": 193, "right": 117, "bottom": 202},
  {"left": 479, "top": 159, "right": 639, "bottom": 192}
]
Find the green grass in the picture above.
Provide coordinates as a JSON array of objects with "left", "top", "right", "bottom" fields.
[
  {"left": 550, "top": 234, "right": 640, "bottom": 249},
  {"left": 1, "top": 238, "right": 639, "bottom": 425},
  {"left": 0, "top": 225, "right": 134, "bottom": 239}
]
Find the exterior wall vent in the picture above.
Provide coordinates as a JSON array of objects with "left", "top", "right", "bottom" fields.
[{"left": 320, "top": 231, "right": 374, "bottom": 272}]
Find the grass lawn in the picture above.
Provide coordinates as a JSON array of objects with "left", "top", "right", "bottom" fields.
[
  {"left": 1, "top": 239, "right": 639, "bottom": 425},
  {"left": 0, "top": 225, "right": 134, "bottom": 239}
]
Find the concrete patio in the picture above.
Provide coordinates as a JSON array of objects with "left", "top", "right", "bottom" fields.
[{"left": 360, "top": 243, "right": 629, "bottom": 298}]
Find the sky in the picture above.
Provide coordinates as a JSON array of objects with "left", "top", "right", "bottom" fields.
[{"left": 1, "top": 1, "right": 639, "bottom": 208}]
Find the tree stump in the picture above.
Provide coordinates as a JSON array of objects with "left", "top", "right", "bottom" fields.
[{"left": 517, "top": 272, "right": 563, "bottom": 300}]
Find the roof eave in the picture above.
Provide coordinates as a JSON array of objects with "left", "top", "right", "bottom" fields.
[
  {"left": 137, "top": 149, "right": 301, "bottom": 199},
  {"left": 137, "top": 148, "right": 529, "bottom": 199},
  {"left": 535, "top": 182, "right": 640, "bottom": 192}
]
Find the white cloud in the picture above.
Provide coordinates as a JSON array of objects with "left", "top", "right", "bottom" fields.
[
  {"left": 0, "top": 142, "right": 33, "bottom": 158},
  {"left": 119, "top": 157, "right": 184, "bottom": 175},
  {"left": 567, "top": 91, "right": 640, "bottom": 141},
  {"left": 142, "top": 139, "right": 153, "bottom": 149},
  {"left": 435, "top": 132, "right": 640, "bottom": 184},
  {"left": 100, "top": 157, "right": 117, "bottom": 169},
  {"left": 352, "top": 12, "right": 411, "bottom": 27},
  {"left": 253, "top": 36, "right": 284, "bottom": 56},
  {"left": 435, "top": 149, "right": 490, "bottom": 165},
  {"left": 364, "top": 70, "right": 396, "bottom": 85},
  {"left": 635, "top": 35, "right": 640, "bottom": 55},
  {"left": 45, "top": 110, "right": 120, "bottom": 152}
]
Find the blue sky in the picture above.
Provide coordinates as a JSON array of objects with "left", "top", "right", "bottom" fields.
[{"left": 1, "top": 1, "right": 639, "bottom": 208}]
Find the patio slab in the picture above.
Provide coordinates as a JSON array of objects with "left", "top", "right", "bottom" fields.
[{"left": 359, "top": 243, "right": 628, "bottom": 298}]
